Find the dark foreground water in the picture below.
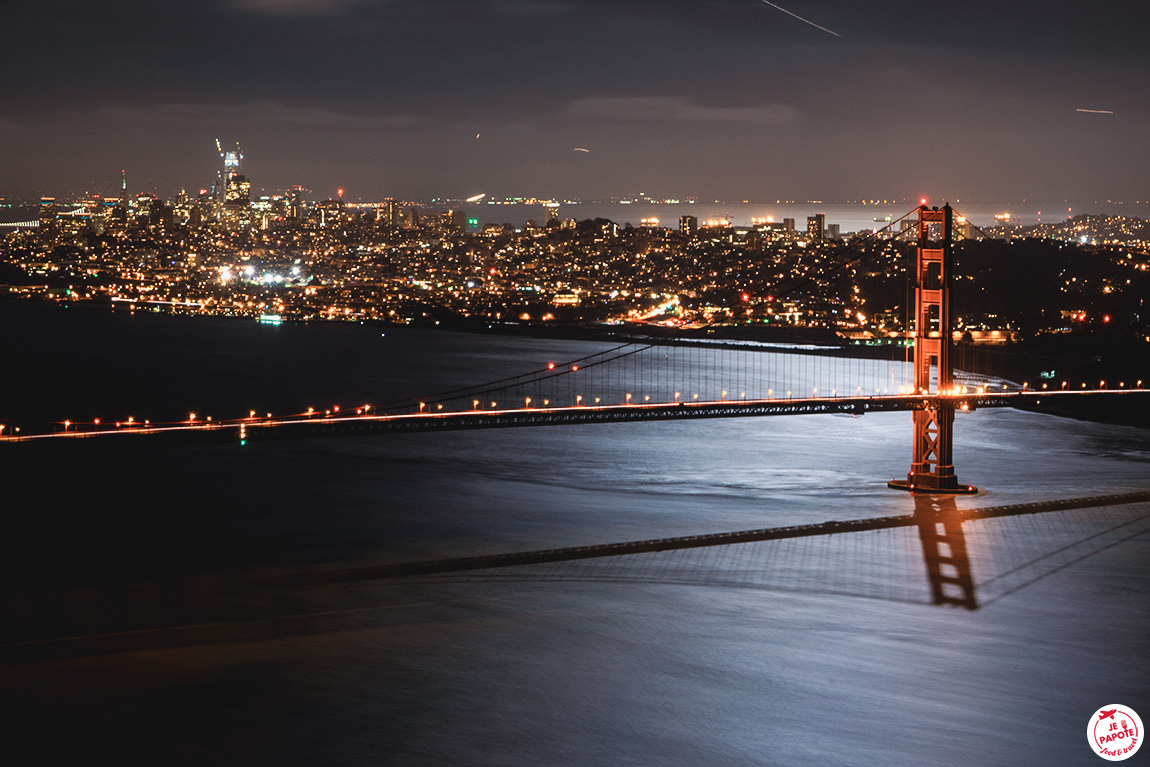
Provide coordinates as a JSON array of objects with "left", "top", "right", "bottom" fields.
[{"left": 1, "top": 300, "right": 1148, "bottom": 765}]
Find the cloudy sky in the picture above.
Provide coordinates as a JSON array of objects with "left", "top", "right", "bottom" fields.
[{"left": 2, "top": 0, "right": 1147, "bottom": 204}]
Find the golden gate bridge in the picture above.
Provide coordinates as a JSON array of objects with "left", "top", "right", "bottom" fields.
[{"left": 3, "top": 204, "right": 1147, "bottom": 653}]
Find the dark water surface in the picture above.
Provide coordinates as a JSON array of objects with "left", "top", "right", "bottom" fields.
[{"left": 2, "top": 299, "right": 1148, "bottom": 765}]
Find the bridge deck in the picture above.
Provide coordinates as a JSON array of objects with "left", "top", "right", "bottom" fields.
[{"left": 4, "top": 389, "right": 1140, "bottom": 447}]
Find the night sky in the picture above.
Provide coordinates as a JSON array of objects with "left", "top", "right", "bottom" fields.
[{"left": 3, "top": 0, "right": 1147, "bottom": 204}]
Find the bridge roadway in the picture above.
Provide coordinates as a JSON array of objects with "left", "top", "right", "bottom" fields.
[{"left": 4, "top": 389, "right": 1142, "bottom": 448}]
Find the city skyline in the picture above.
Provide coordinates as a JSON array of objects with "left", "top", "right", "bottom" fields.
[{"left": 3, "top": 1, "right": 1148, "bottom": 203}]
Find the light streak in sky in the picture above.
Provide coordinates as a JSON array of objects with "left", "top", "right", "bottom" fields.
[
  {"left": 573, "top": 147, "right": 590, "bottom": 152},
  {"left": 757, "top": 0, "right": 842, "bottom": 38},
  {"left": 1075, "top": 108, "right": 1114, "bottom": 114}
]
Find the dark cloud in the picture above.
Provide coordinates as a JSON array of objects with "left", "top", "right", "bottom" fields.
[
  {"left": 228, "top": 0, "right": 368, "bottom": 17},
  {"left": 2, "top": 0, "right": 1148, "bottom": 202},
  {"left": 562, "top": 97, "right": 799, "bottom": 124}
]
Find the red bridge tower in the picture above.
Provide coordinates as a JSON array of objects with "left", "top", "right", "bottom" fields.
[{"left": 890, "top": 204, "right": 977, "bottom": 494}]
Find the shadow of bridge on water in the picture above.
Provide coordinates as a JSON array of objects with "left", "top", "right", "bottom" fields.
[{"left": 3, "top": 492, "right": 1148, "bottom": 662}]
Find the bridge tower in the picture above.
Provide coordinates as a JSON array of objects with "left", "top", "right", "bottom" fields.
[{"left": 890, "top": 204, "right": 977, "bottom": 494}]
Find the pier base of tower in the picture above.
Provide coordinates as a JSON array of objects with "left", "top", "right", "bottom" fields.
[{"left": 888, "top": 474, "right": 978, "bottom": 494}]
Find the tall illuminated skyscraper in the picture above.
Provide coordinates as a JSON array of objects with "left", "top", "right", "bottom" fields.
[
  {"left": 216, "top": 139, "right": 251, "bottom": 229},
  {"left": 217, "top": 139, "right": 242, "bottom": 189}
]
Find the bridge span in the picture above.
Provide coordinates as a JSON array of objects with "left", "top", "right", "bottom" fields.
[{"left": 3, "top": 389, "right": 1142, "bottom": 448}]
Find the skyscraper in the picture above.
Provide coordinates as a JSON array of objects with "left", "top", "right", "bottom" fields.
[
  {"left": 38, "top": 197, "right": 58, "bottom": 242},
  {"left": 807, "top": 213, "right": 825, "bottom": 240},
  {"left": 377, "top": 198, "right": 401, "bottom": 228},
  {"left": 216, "top": 140, "right": 251, "bottom": 229}
]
